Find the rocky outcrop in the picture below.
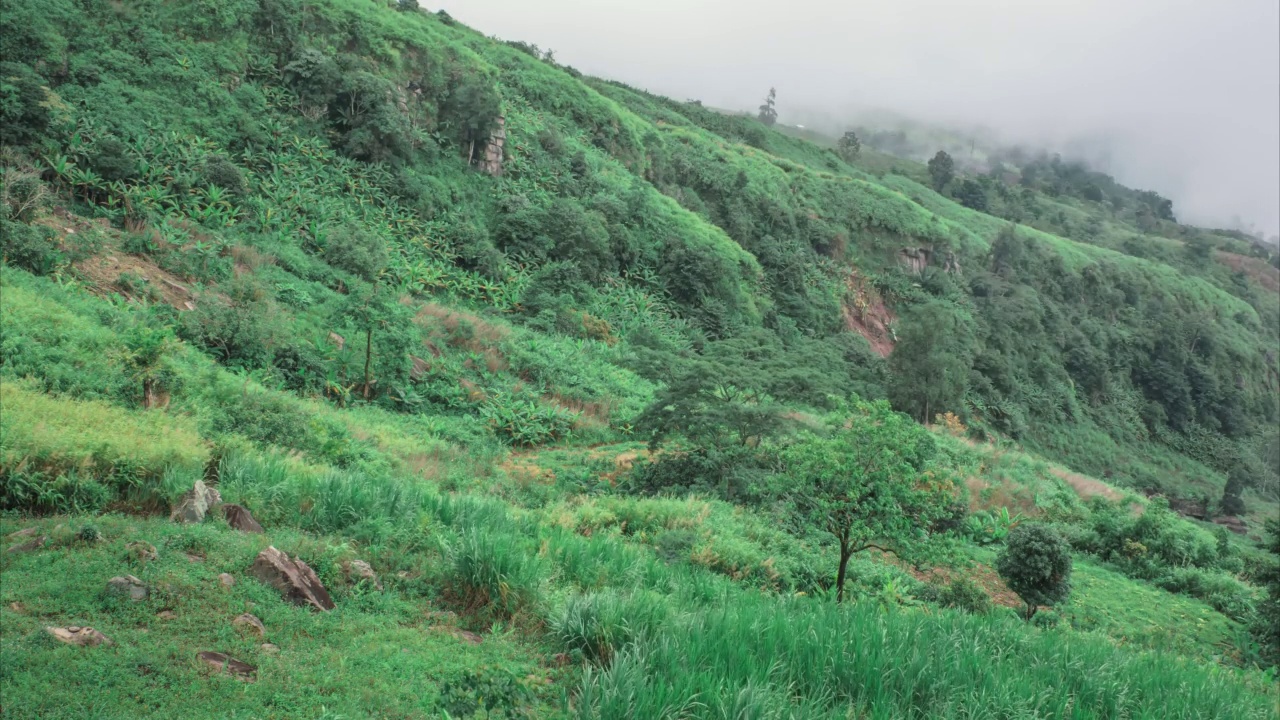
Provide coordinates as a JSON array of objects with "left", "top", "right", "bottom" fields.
[
  {"left": 126, "top": 541, "right": 158, "bottom": 562},
  {"left": 222, "top": 504, "right": 264, "bottom": 533},
  {"left": 47, "top": 626, "right": 111, "bottom": 647},
  {"left": 106, "top": 575, "right": 148, "bottom": 602},
  {"left": 249, "top": 546, "right": 334, "bottom": 611},
  {"left": 6, "top": 535, "right": 46, "bottom": 553},
  {"left": 232, "top": 613, "right": 266, "bottom": 638},
  {"left": 218, "top": 573, "right": 236, "bottom": 588},
  {"left": 170, "top": 480, "right": 222, "bottom": 523},
  {"left": 477, "top": 116, "right": 506, "bottom": 176},
  {"left": 197, "top": 651, "right": 256, "bottom": 681},
  {"left": 343, "top": 559, "right": 382, "bottom": 590}
]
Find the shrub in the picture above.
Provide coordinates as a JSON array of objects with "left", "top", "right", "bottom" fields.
[
  {"left": 0, "top": 61, "right": 58, "bottom": 146},
  {"left": 199, "top": 156, "right": 247, "bottom": 196},
  {"left": 0, "top": 219, "right": 62, "bottom": 274},
  {"left": 1154, "top": 567, "right": 1258, "bottom": 622},
  {"left": 442, "top": 530, "right": 543, "bottom": 621},
  {"left": 180, "top": 277, "right": 278, "bottom": 369},
  {"left": 88, "top": 138, "right": 137, "bottom": 182},
  {"left": 997, "top": 523, "right": 1073, "bottom": 621},
  {"left": 937, "top": 577, "right": 993, "bottom": 615},
  {"left": 1, "top": 168, "right": 46, "bottom": 221},
  {"left": 322, "top": 223, "right": 387, "bottom": 282}
]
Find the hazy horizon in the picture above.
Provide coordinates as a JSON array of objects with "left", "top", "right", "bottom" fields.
[{"left": 436, "top": 0, "right": 1280, "bottom": 239}]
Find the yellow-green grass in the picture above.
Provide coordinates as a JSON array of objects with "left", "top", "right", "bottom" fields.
[
  {"left": 0, "top": 515, "right": 566, "bottom": 719},
  {"left": 0, "top": 380, "right": 207, "bottom": 482}
]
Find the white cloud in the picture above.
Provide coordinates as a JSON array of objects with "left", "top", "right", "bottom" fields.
[{"left": 439, "top": 0, "right": 1280, "bottom": 235}]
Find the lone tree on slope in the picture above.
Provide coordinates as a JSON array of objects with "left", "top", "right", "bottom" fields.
[
  {"left": 927, "top": 150, "right": 955, "bottom": 191},
  {"left": 758, "top": 87, "right": 778, "bottom": 126},
  {"left": 996, "top": 523, "right": 1073, "bottom": 621},
  {"left": 837, "top": 131, "right": 861, "bottom": 163}
]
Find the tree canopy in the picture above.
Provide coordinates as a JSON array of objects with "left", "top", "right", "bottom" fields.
[{"left": 780, "top": 399, "right": 958, "bottom": 602}]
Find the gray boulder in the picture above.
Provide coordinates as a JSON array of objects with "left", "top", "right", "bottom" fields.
[
  {"left": 249, "top": 546, "right": 334, "bottom": 611},
  {"left": 170, "top": 480, "right": 222, "bottom": 523}
]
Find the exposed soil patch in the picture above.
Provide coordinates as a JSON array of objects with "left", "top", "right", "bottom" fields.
[
  {"left": 75, "top": 253, "right": 197, "bottom": 310},
  {"left": 842, "top": 270, "right": 895, "bottom": 357},
  {"left": 1216, "top": 251, "right": 1280, "bottom": 294},
  {"left": 1049, "top": 467, "right": 1125, "bottom": 503},
  {"left": 963, "top": 475, "right": 1040, "bottom": 516},
  {"left": 912, "top": 563, "right": 1023, "bottom": 610}
]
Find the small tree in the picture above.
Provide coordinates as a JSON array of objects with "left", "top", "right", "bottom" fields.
[
  {"left": 781, "top": 399, "right": 956, "bottom": 603},
  {"left": 757, "top": 87, "right": 777, "bottom": 127},
  {"left": 323, "top": 223, "right": 387, "bottom": 283},
  {"left": 121, "top": 321, "right": 179, "bottom": 409},
  {"left": 996, "top": 523, "right": 1073, "bottom": 621},
  {"left": 888, "top": 300, "right": 975, "bottom": 423},
  {"left": 953, "top": 178, "right": 988, "bottom": 212},
  {"left": 836, "top": 131, "right": 861, "bottom": 163},
  {"left": 927, "top": 150, "right": 954, "bottom": 191},
  {"left": 1253, "top": 518, "right": 1280, "bottom": 668},
  {"left": 1220, "top": 465, "right": 1248, "bottom": 516}
]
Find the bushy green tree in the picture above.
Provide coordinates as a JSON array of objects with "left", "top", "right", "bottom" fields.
[
  {"left": 331, "top": 284, "right": 413, "bottom": 402},
  {"left": 635, "top": 342, "right": 786, "bottom": 451},
  {"left": 927, "top": 150, "right": 954, "bottom": 191},
  {"left": 1220, "top": 465, "right": 1248, "bottom": 516},
  {"left": 997, "top": 523, "right": 1073, "bottom": 621},
  {"left": 0, "top": 62, "right": 58, "bottom": 147},
  {"left": 323, "top": 223, "right": 388, "bottom": 282},
  {"left": 888, "top": 300, "right": 975, "bottom": 422},
  {"left": 120, "top": 320, "right": 179, "bottom": 409},
  {"left": 780, "top": 399, "right": 957, "bottom": 602},
  {"left": 836, "top": 131, "right": 860, "bottom": 163},
  {"left": 953, "top": 178, "right": 988, "bottom": 212}
]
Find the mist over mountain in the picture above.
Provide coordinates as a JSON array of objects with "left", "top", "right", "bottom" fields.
[{"left": 439, "top": 0, "right": 1280, "bottom": 237}]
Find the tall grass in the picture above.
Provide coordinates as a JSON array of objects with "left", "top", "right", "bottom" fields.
[
  {"left": 0, "top": 380, "right": 206, "bottom": 510},
  {"left": 575, "top": 595, "right": 1277, "bottom": 719}
]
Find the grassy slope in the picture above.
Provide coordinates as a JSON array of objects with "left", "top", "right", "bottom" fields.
[{"left": 1, "top": 0, "right": 1278, "bottom": 716}]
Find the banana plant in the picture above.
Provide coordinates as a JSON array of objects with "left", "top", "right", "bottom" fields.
[{"left": 43, "top": 154, "right": 76, "bottom": 186}]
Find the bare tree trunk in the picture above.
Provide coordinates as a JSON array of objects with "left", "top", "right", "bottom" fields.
[
  {"left": 467, "top": 140, "right": 475, "bottom": 166},
  {"left": 363, "top": 328, "right": 373, "bottom": 400},
  {"left": 836, "top": 540, "right": 853, "bottom": 604}
]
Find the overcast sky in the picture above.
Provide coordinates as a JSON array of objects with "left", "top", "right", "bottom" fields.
[{"left": 438, "top": 1, "right": 1280, "bottom": 237}]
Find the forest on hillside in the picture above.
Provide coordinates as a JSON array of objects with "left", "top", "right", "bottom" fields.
[{"left": 1, "top": 0, "right": 1278, "bottom": 717}]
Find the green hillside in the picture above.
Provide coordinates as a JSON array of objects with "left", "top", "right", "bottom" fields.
[{"left": 2, "top": 1, "right": 1278, "bottom": 717}]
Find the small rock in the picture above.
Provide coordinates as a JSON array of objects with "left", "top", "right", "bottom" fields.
[
  {"left": 170, "top": 480, "right": 222, "bottom": 524},
  {"left": 197, "top": 651, "right": 256, "bottom": 681},
  {"left": 47, "top": 626, "right": 111, "bottom": 647},
  {"left": 232, "top": 613, "right": 265, "bottom": 638},
  {"left": 222, "top": 504, "right": 263, "bottom": 533},
  {"left": 7, "top": 536, "right": 47, "bottom": 553},
  {"left": 126, "top": 541, "right": 158, "bottom": 562},
  {"left": 260, "top": 643, "right": 279, "bottom": 654},
  {"left": 156, "top": 610, "right": 177, "bottom": 620},
  {"left": 343, "top": 559, "right": 383, "bottom": 590},
  {"left": 9, "top": 602, "right": 24, "bottom": 613},
  {"left": 7, "top": 527, "right": 37, "bottom": 539},
  {"left": 185, "top": 552, "right": 205, "bottom": 563},
  {"left": 106, "top": 575, "right": 148, "bottom": 602},
  {"left": 218, "top": 573, "right": 236, "bottom": 588},
  {"left": 455, "top": 629, "right": 483, "bottom": 645},
  {"left": 425, "top": 610, "right": 459, "bottom": 625},
  {"left": 430, "top": 625, "right": 482, "bottom": 645},
  {"left": 249, "top": 546, "right": 334, "bottom": 611}
]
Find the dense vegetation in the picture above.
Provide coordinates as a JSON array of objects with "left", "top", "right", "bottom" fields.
[{"left": 2, "top": 0, "right": 1277, "bottom": 717}]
